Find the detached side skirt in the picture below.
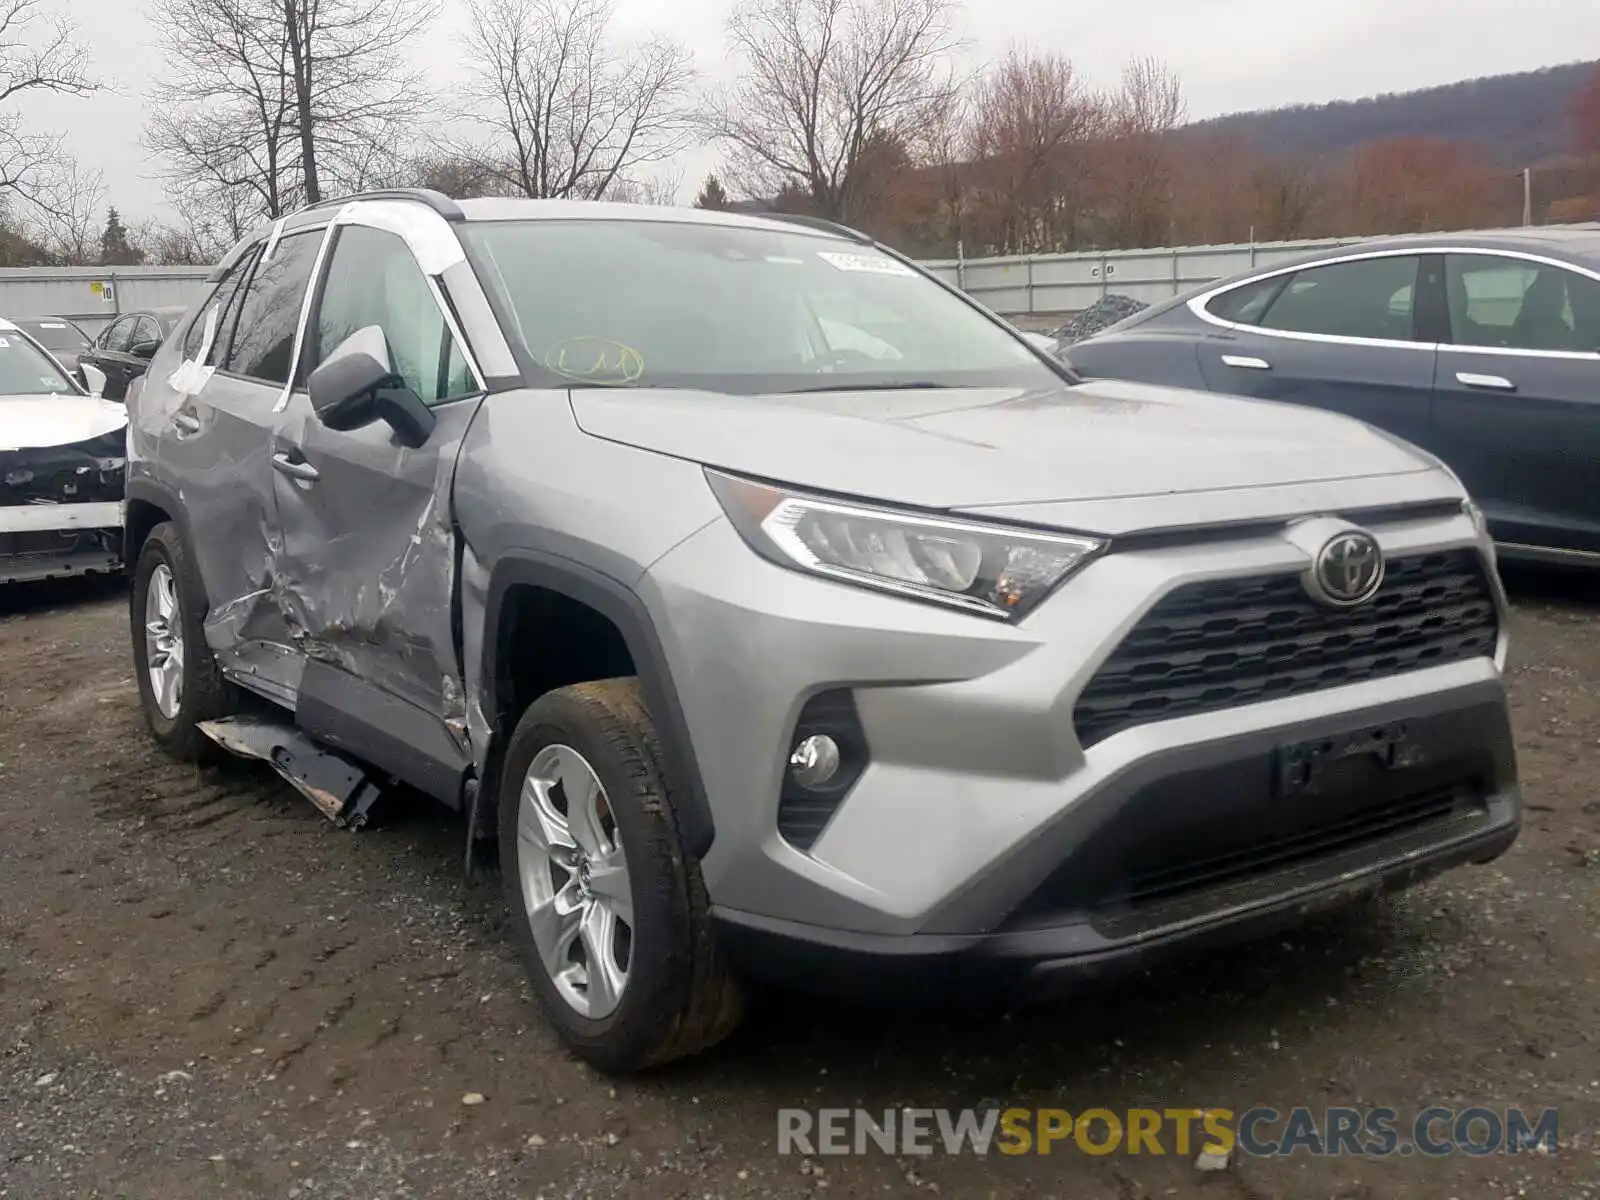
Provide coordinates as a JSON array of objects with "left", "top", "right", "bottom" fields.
[{"left": 198, "top": 716, "right": 385, "bottom": 829}]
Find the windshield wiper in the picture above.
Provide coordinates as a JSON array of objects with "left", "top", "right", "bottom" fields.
[{"left": 786, "top": 380, "right": 948, "bottom": 394}]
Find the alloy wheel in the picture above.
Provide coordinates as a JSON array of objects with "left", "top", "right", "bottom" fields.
[
  {"left": 144, "top": 562, "right": 185, "bottom": 720},
  {"left": 516, "top": 744, "right": 634, "bottom": 1019}
]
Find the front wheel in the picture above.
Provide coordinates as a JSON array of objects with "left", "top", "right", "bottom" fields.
[
  {"left": 129, "top": 521, "right": 238, "bottom": 760},
  {"left": 498, "top": 678, "right": 742, "bottom": 1073}
]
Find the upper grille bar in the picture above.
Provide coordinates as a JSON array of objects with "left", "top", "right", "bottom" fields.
[{"left": 1072, "top": 549, "right": 1499, "bottom": 749}]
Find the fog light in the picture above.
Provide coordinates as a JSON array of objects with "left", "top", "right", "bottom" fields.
[{"left": 788, "top": 734, "right": 841, "bottom": 789}]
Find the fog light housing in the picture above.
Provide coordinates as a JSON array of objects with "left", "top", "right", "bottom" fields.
[{"left": 778, "top": 691, "right": 869, "bottom": 851}]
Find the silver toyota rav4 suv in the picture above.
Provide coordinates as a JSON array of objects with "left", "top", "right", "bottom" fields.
[{"left": 124, "top": 190, "right": 1520, "bottom": 1072}]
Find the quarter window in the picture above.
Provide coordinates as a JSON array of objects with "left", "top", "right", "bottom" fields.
[
  {"left": 306, "top": 224, "right": 475, "bottom": 403},
  {"left": 1445, "top": 254, "right": 1600, "bottom": 353},
  {"left": 1254, "top": 255, "right": 1421, "bottom": 341},
  {"left": 222, "top": 229, "right": 325, "bottom": 384},
  {"left": 1205, "top": 276, "right": 1283, "bottom": 325}
]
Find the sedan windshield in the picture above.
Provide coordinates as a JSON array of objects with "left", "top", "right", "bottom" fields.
[
  {"left": 460, "top": 219, "right": 1061, "bottom": 394},
  {"left": 0, "top": 328, "right": 79, "bottom": 395},
  {"left": 18, "top": 320, "right": 89, "bottom": 354}
]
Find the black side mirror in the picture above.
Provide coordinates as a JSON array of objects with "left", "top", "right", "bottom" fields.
[
  {"left": 130, "top": 339, "right": 159, "bottom": 360},
  {"left": 307, "top": 325, "right": 437, "bottom": 448}
]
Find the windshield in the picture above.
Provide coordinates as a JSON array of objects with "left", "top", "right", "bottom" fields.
[
  {"left": 0, "top": 329, "right": 79, "bottom": 395},
  {"left": 460, "top": 219, "right": 1061, "bottom": 394},
  {"left": 20, "top": 320, "right": 88, "bottom": 353}
]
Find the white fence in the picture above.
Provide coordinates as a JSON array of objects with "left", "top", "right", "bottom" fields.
[
  {"left": 0, "top": 265, "right": 211, "bottom": 333},
  {"left": 0, "top": 226, "right": 1581, "bottom": 328},
  {"left": 919, "top": 235, "right": 1376, "bottom": 316}
]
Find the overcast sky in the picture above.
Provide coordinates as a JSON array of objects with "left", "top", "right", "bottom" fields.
[{"left": 17, "top": 0, "right": 1600, "bottom": 223}]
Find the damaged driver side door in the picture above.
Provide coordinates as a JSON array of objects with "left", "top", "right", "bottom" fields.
[{"left": 269, "top": 220, "right": 487, "bottom": 806}]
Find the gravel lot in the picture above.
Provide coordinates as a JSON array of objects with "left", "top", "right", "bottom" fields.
[{"left": 1, "top": 570, "right": 1597, "bottom": 1199}]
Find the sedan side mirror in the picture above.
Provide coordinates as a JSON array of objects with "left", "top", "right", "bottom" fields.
[
  {"left": 307, "top": 325, "right": 436, "bottom": 448},
  {"left": 130, "top": 339, "right": 160, "bottom": 360}
]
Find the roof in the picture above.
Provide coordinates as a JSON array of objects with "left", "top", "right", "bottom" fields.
[
  {"left": 227, "top": 190, "right": 866, "bottom": 277},
  {"left": 454, "top": 196, "right": 853, "bottom": 240},
  {"left": 1283, "top": 225, "right": 1600, "bottom": 265}
]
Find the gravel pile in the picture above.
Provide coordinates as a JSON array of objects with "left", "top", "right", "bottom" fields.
[{"left": 1049, "top": 294, "right": 1149, "bottom": 345}]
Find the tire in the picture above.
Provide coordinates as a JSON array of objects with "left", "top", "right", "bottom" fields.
[
  {"left": 498, "top": 678, "right": 743, "bottom": 1073},
  {"left": 129, "top": 521, "right": 239, "bottom": 761}
]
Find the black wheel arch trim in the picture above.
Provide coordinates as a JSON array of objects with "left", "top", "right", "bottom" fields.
[
  {"left": 482, "top": 550, "right": 715, "bottom": 859},
  {"left": 122, "top": 476, "right": 197, "bottom": 568}
]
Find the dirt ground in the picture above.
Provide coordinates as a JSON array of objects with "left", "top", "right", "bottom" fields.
[{"left": 1, "top": 568, "right": 1597, "bottom": 1200}]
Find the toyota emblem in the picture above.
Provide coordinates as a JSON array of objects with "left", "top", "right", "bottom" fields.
[{"left": 1311, "top": 530, "right": 1385, "bottom": 606}]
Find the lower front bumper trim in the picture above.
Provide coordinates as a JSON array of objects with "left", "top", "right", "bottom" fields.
[{"left": 710, "top": 809, "right": 1518, "bottom": 1003}]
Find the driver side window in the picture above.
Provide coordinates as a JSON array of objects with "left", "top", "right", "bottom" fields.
[
  {"left": 307, "top": 224, "right": 475, "bottom": 403},
  {"left": 99, "top": 316, "right": 134, "bottom": 353}
]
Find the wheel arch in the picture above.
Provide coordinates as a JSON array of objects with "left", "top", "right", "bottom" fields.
[
  {"left": 123, "top": 477, "right": 193, "bottom": 572},
  {"left": 481, "top": 551, "right": 715, "bottom": 860}
]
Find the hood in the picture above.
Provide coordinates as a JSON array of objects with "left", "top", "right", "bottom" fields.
[
  {"left": 0, "top": 393, "right": 128, "bottom": 452},
  {"left": 568, "top": 378, "right": 1435, "bottom": 512}
]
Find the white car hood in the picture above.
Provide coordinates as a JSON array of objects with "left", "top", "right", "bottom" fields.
[{"left": 0, "top": 393, "right": 128, "bottom": 452}]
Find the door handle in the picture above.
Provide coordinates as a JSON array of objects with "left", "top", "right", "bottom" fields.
[
  {"left": 1221, "top": 354, "right": 1271, "bottom": 370},
  {"left": 171, "top": 411, "right": 201, "bottom": 436},
  {"left": 271, "top": 451, "right": 319, "bottom": 482},
  {"left": 1456, "top": 371, "right": 1515, "bottom": 391}
]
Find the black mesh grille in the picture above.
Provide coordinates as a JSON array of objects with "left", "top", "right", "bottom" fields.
[{"left": 1073, "top": 549, "right": 1498, "bottom": 749}]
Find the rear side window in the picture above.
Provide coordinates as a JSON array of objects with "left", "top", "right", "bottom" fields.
[
  {"left": 183, "top": 247, "right": 261, "bottom": 361},
  {"left": 222, "top": 229, "right": 325, "bottom": 384},
  {"left": 1205, "top": 276, "right": 1283, "bottom": 325},
  {"left": 1445, "top": 254, "right": 1600, "bottom": 353},
  {"left": 1256, "top": 255, "right": 1421, "bottom": 342}
]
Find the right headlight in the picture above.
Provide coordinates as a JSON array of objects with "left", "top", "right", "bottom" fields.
[{"left": 706, "top": 470, "right": 1105, "bottom": 621}]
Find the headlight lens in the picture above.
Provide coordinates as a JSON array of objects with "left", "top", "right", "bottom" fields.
[{"left": 707, "top": 471, "right": 1104, "bottom": 620}]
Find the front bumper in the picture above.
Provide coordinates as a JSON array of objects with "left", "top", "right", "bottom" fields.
[
  {"left": 711, "top": 688, "right": 1518, "bottom": 999},
  {"left": 644, "top": 497, "right": 1518, "bottom": 971},
  {"left": 1, "top": 500, "right": 124, "bottom": 583}
]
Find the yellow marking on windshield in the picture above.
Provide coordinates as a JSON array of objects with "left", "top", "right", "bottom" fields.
[{"left": 544, "top": 337, "right": 645, "bottom": 385}]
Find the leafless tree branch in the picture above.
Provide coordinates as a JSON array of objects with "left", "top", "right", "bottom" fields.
[
  {"left": 145, "top": 0, "right": 437, "bottom": 233},
  {"left": 708, "top": 0, "right": 961, "bottom": 221},
  {"left": 0, "top": 0, "right": 99, "bottom": 212},
  {"left": 456, "top": 0, "right": 697, "bottom": 201}
]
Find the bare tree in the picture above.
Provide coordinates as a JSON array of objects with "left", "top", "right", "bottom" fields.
[
  {"left": 609, "top": 167, "right": 684, "bottom": 206},
  {"left": 131, "top": 198, "right": 238, "bottom": 265},
  {"left": 0, "top": 0, "right": 97, "bottom": 212},
  {"left": 710, "top": 0, "right": 961, "bottom": 222},
  {"left": 1092, "top": 56, "right": 1186, "bottom": 247},
  {"left": 365, "top": 149, "right": 516, "bottom": 198},
  {"left": 146, "top": 0, "right": 436, "bottom": 232},
  {"left": 966, "top": 49, "right": 1103, "bottom": 252},
  {"left": 22, "top": 156, "right": 103, "bottom": 263},
  {"left": 458, "top": 0, "right": 696, "bottom": 200}
]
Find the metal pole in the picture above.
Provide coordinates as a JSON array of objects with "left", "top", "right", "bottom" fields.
[{"left": 1522, "top": 168, "right": 1532, "bottom": 226}]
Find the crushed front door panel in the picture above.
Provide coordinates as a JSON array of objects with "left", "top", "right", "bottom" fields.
[{"left": 267, "top": 392, "right": 484, "bottom": 781}]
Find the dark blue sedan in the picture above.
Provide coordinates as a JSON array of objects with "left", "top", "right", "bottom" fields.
[{"left": 1061, "top": 228, "right": 1600, "bottom": 567}]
